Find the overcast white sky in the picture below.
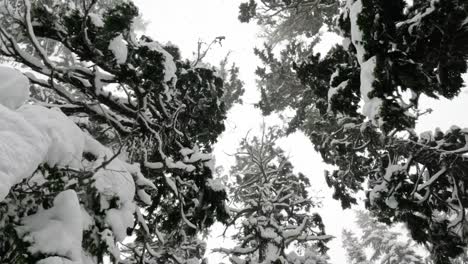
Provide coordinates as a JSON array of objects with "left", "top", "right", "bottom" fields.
[{"left": 133, "top": 1, "right": 468, "bottom": 263}]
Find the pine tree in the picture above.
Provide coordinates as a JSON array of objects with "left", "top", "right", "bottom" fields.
[
  {"left": 238, "top": 0, "right": 338, "bottom": 45},
  {"left": 341, "top": 229, "right": 368, "bottom": 264},
  {"left": 354, "top": 210, "right": 424, "bottom": 264},
  {"left": 214, "top": 126, "right": 332, "bottom": 264},
  {"left": 238, "top": 0, "right": 337, "bottom": 118},
  {"left": 218, "top": 55, "right": 245, "bottom": 111},
  {"left": 344, "top": 211, "right": 468, "bottom": 264},
  {"left": 0, "top": 1, "right": 229, "bottom": 263},
  {"left": 256, "top": 0, "right": 468, "bottom": 262}
]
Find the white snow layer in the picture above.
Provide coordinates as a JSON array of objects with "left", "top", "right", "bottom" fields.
[
  {"left": 108, "top": 34, "right": 128, "bottom": 64},
  {"left": 0, "top": 67, "right": 153, "bottom": 260},
  {"left": 327, "top": 68, "right": 349, "bottom": 112},
  {"left": 343, "top": 0, "right": 383, "bottom": 125},
  {"left": 16, "top": 190, "right": 83, "bottom": 262},
  {"left": 0, "top": 102, "right": 86, "bottom": 201},
  {"left": 0, "top": 66, "right": 29, "bottom": 109},
  {"left": 349, "top": 0, "right": 365, "bottom": 65},
  {"left": 83, "top": 135, "right": 140, "bottom": 242},
  {"left": 88, "top": 13, "right": 104, "bottom": 28},
  {"left": 19, "top": 105, "right": 85, "bottom": 168},
  {"left": 360, "top": 56, "right": 383, "bottom": 125}
]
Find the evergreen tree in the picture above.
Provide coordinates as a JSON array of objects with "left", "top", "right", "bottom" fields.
[
  {"left": 238, "top": 0, "right": 337, "bottom": 45},
  {"left": 218, "top": 55, "right": 245, "bottom": 111},
  {"left": 353, "top": 210, "right": 424, "bottom": 264},
  {"left": 0, "top": 1, "right": 229, "bottom": 263},
  {"left": 341, "top": 229, "right": 368, "bottom": 264},
  {"left": 214, "top": 126, "right": 332, "bottom": 264},
  {"left": 256, "top": 0, "right": 468, "bottom": 262},
  {"left": 254, "top": 40, "right": 319, "bottom": 116}
]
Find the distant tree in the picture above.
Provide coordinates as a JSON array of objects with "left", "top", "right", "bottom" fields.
[
  {"left": 341, "top": 229, "right": 368, "bottom": 264},
  {"left": 0, "top": 0, "right": 228, "bottom": 263},
  {"left": 343, "top": 211, "right": 424, "bottom": 264},
  {"left": 214, "top": 126, "right": 332, "bottom": 264},
  {"left": 218, "top": 54, "right": 245, "bottom": 111},
  {"left": 237, "top": 0, "right": 339, "bottom": 140},
  {"left": 254, "top": 40, "right": 319, "bottom": 116},
  {"left": 188, "top": 38, "right": 245, "bottom": 111},
  {"left": 344, "top": 210, "right": 468, "bottom": 264},
  {"left": 238, "top": 0, "right": 337, "bottom": 45},
  {"left": 257, "top": 0, "right": 468, "bottom": 262}
]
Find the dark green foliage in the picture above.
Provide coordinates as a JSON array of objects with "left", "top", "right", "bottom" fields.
[
  {"left": 256, "top": 0, "right": 468, "bottom": 262},
  {"left": 218, "top": 56, "right": 245, "bottom": 110},
  {"left": 238, "top": 0, "right": 257, "bottom": 23},
  {"left": 0, "top": 0, "right": 229, "bottom": 263},
  {"left": 215, "top": 127, "right": 331, "bottom": 263},
  {"left": 238, "top": 0, "right": 338, "bottom": 45},
  {"left": 342, "top": 210, "right": 425, "bottom": 264},
  {"left": 341, "top": 229, "right": 367, "bottom": 264}
]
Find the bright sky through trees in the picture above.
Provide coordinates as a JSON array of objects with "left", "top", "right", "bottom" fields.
[
  {"left": 1, "top": 0, "right": 467, "bottom": 263},
  {"left": 132, "top": 1, "right": 352, "bottom": 263},
  {"left": 133, "top": 1, "right": 468, "bottom": 263}
]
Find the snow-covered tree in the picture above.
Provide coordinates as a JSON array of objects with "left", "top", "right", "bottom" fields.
[
  {"left": 239, "top": 0, "right": 337, "bottom": 120},
  {"left": 218, "top": 55, "right": 245, "bottom": 111},
  {"left": 215, "top": 127, "right": 332, "bottom": 264},
  {"left": 343, "top": 211, "right": 424, "bottom": 264},
  {"left": 254, "top": 40, "right": 319, "bottom": 116},
  {"left": 344, "top": 210, "right": 468, "bottom": 264},
  {"left": 341, "top": 229, "right": 368, "bottom": 264},
  {"left": 0, "top": 1, "right": 229, "bottom": 263},
  {"left": 238, "top": 0, "right": 337, "bottom": 45},
  {"left": 256, "top": 0, "right": 468, "bottom": 262}
]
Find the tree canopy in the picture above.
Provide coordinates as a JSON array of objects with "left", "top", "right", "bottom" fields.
[
  {"left": 0, "top": 0, "right": 229, "bottom": 263},
  {"left": 238, "top": 0, "right": 337, "bottom": 45},
  {"left": 249, "top": 0, "right": 468, "bottom": 262},
  {"left": 215, "top": 127, "right": 332, "bottom": 264}
]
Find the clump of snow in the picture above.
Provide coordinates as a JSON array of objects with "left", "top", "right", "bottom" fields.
[
  {"left": 84, "top": 135, "right": 135, "bottom": 205},
  {"left": 0, "top": 104, "right": 47, "bottom": 200},
  {"left": 81, "top": 206, "right": 94, "bottom": 231},
  {"left": 88, "top": 13, "right": 104, "bottom": 27},
  {"left": 101, "top": 229, "right": 120, "bottom": 259},
  {"left": 369, "top": 181, "right": 388, "bottom": 205},
  {"left": 207, "top": 178, "right": 225, "bottom": 192},
  {"left": 140, "top": 41, "right": 177, "bottom": 83},
  {"left": 384, "top": 164, "right": 405, "bottom": 181},
  {"left": 105, "top": 202, "right": 136, "bottom": 242},
  {"left": 0, "top": 66, "right": 29, "bottom": 110},
  {"left": 183, "top": 146, "right": 212, "bottom": 163},
  {"left": 349, "top": 0, "right": 365, "bottom": 64},
  {"left": 16, "top": 190, "right": 83, "bottom": 262},
  {"left": 360, "top": 56, "right": 383, "bottom": 126},
  {"left": 19, "top": 105, "right": 85, "bottom": 168},
  {"left": 342, "top": 37, "right": 352, "bottom": 51},
  {"left": 180, "top": 147, "right": 195, "bottom": 156},
  {"left": 0, "top": 102, "right": 86, "bottom": 201},
  {"left": 108, "top": 34, "right": 128, "bottom": 64},
  {"left": 0, "top": 66, "right": 151, "bottom": 258},
  {"left": 137, "top": 189, "right": 152, "bottom": 205},
  {"left": 396, "top": 0, "right": 438, "bottom": 33},
  {"left": 327, "top": 68, "right": 349, "bottom": 112},
  {"left": 419, "top": 131, "right": 433, "bottom": 143},
  {"left": 94, "top": 66, "right": 115, "bottom": 94},
  {"left": 343, "top": 0, "right": 384, "bottom": 125},
  {"left": 165, "top": 157, "right": 196, "bottom": 172},
  {"left": 83, "top": 135, "right": 138, "bottom": 241},
  {"left": 385, "top": 195, "right": 399, "bottom": 209}
]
